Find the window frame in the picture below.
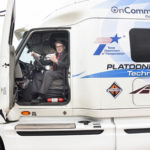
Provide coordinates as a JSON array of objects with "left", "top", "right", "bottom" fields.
[
  {"left": 130, "top": 28, "right": 150, "bottom": 62},
  {"left": 15, "top": 28, "right": 71, "bottom": 106}
]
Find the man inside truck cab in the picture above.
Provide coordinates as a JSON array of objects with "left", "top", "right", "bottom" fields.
[{"left": 32, "top": 40, "right": 69, "bottom": 101}]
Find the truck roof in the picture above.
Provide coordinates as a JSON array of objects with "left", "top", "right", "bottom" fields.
[{"left": 15, "top": 0, "right": 150, "bottom": 39}]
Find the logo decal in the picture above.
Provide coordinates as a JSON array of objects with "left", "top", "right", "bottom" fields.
[
  {"left": 111, "top": 6, "right": 150, "bottom": 15},
  {"left": 94, "top": 34, "right": 122, "bottom": 55},
  {"left": 111, "top": 6, "right": 150, "bottom": 19},
  {"left": 107, "top": 82, "right": 122, "bottom": 98},
  {"left": 130, "top": 85, "right": 150, "bottom": 94}
]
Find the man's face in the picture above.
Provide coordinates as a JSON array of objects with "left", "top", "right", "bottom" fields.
[{"left": 56, "top": 43, "right": 65, "bottom": 54}]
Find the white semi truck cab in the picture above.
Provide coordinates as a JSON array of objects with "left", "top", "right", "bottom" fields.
[{"left": 1, "top": 0, "right": 150, "bottom": 149}]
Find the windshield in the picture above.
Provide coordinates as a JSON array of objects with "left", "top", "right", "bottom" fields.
[{"left": 19, "top": 46, "right": 34, "bottom": 63}]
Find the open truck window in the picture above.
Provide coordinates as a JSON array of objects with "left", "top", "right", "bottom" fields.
[
  {"left": 130, "top": 28, "right": 150, "bottom": 62},
  {"left": 15, "top": 29, "right": 70, "bottom": 105}
]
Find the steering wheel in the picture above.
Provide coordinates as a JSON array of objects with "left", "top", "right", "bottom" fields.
[{"left": 34, "top": 57, "right": 45, "bottom": 70}]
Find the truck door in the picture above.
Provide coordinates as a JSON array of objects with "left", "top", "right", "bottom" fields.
[
  {"left": 0, "top": 0, "right": 15, "bottom": 121},
  {"left": 115, "top": 118, "right": 150, "bottom": 150}
]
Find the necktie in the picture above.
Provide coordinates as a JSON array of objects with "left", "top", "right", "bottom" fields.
[
  {"left": 54, "top": 53, "right": 61, "bottom": 70},
  {"left": 57, "top": 53, "right": 61, "bottom": 60}
]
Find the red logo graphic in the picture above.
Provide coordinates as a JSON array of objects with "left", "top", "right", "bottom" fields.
[
  {"left": 130, "top": 85, "right": 150, "bottom": 94},
  {"left": 107, "top": 82, "right": 122, "bottom": 98}
]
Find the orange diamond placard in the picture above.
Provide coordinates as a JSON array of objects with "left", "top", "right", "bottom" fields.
[{"left": 107, "top": 82, "right": 122, "bottom": 98}]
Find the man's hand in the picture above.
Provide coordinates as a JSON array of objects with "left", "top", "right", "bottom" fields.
[
  {"left": 50, "top": 54, "right": 58, "bottom": 63},
  {"left": 32, "top": 52, "right": 39, "bottom": 59}
]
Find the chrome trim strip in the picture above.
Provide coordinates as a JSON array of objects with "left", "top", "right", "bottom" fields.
[{"left": 15, "top": 123, "right": 76, "bottom": 131}]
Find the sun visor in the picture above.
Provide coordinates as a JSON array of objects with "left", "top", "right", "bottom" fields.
[{"left": 26, "top": 32, "right": 55, "bottom": 55}]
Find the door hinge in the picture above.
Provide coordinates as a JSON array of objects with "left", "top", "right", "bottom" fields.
[
  {"left": 2, "top": 63, "right": 10, "bottom": 68},
  {"left": 0, "top": 110, "right": 6, "bottom": 122}
]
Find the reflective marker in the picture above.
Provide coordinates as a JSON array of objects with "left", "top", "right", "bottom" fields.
[
  {"left": 47, "top": 98, "right": 64, "bottom": 103},
  {"left": 21, "top": 111, "right": 31, "bottom": 116}
]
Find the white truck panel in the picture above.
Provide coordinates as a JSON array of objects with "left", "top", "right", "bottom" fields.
[
  {"left": 115, "top": 117, "right": 150, "bottom": 150},
  {"left": 0, "top": 117, "right": 115, "bottom": 150}
]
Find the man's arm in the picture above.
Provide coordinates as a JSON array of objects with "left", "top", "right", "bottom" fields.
[
  {"left": 50, "top": 53, "right": 69, "bottom": 69},
  {"left": 57, "top": 53, "right": 69, "bottom": 69},
  {"left": 32, "top": 52, "right": 53, "bottom": 65}
]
